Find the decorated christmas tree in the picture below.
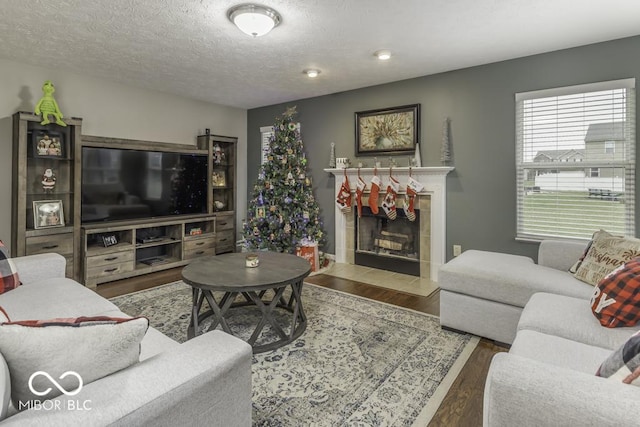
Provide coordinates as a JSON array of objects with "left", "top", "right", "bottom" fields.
[{"left": 243, "top": 106, "right": 325, "bottom": 253}]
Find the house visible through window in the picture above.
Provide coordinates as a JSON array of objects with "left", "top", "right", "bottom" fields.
[{"left": 516, "top": 79, "right": 636, "bottom": 240}]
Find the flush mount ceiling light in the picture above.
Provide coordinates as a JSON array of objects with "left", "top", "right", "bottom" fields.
[
  {"left": 374, "top": 50, "right": 392, "bottom": 60},
  {"left": 304, "top": 69, "right": 320, "bottom": 78},
  {"left": 227, "top": 4, "right": 281, "bottom": 37}
]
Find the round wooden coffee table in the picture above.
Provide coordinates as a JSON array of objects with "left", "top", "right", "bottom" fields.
[{"left": 181, "top": 251, "right": 311, "bottom": 353}]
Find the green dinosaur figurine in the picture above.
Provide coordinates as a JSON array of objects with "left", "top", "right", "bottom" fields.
[{"left": 34, "top": 80, "right": 66, "bottom": 126}]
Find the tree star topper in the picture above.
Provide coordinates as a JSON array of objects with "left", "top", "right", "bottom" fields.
[{"left": 282, "top": 106, "right": 297, "bottom": 119}]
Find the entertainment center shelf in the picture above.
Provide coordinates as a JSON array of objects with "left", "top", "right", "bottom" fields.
[{"left": 82, "top": 213, "right": 233, "bottom": 289}]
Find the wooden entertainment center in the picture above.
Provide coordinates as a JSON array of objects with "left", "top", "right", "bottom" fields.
[{"left": 12, "top": 112, "right": 237, "bottom": 289}]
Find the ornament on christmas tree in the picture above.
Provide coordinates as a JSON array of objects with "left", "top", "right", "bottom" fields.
[{"left": 284, "top": 223, "right": 291, "bottom": 234}]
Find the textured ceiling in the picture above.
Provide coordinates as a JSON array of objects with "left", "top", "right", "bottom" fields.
[{"left": 2, "top": 0, "right": 640, "bottom": 109}]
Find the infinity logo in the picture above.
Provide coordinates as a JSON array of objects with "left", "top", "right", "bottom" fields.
[{"left": 28, "top": 371, "right": 83, "bottom": 396}]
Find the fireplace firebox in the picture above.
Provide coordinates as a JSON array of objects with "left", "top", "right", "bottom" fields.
[{"left": 355, "top": 206, "right": 420, "bottom": 276}]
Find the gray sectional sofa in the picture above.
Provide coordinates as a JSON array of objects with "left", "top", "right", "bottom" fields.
[
  {"left": 439, "top": 241, "right": 640, "bottom": 426},
  {"left": 439, "top": 240, "right": 594, "bottom": 344},
  {"left": 0, "top": 253, "right": 252, "bottom": 426}
]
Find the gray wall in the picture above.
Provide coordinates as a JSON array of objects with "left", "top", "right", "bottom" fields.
[
  {"left": 247, "top": 35, "right": 640, "bottom": 261},
  {"left": 0, "top": 58, "right": 248, "bottom": 254}
]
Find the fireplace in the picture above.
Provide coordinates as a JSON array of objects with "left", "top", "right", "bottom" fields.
[
  {"left": 355, "top": 206, "right": 420, "bottom": 276},
  {"left": 326, "top": 167, "right": 454, "bottom": 282}
]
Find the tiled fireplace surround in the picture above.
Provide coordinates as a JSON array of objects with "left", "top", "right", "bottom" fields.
[{"left": 326, "top": 167, "right": 453, "bottom": 282}]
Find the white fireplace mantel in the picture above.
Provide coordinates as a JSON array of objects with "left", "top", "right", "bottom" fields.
[{"left": 325, "top": 166, "right": 454, "bottom": 282}]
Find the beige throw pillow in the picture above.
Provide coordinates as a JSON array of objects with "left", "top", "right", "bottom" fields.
[
  {"left": 573, "top": 230, "right": 640, "bottom": 286},
  {"left": 0, "top": 316, "right": 148, "bottom": 408}
]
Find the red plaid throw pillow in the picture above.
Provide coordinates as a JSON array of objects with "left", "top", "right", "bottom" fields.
[
  {"left": 591, "top": 257, "right": 640, "bottom": 327},
  {"left": 0, "top": 241, "right": 20, "bottom": 294}
]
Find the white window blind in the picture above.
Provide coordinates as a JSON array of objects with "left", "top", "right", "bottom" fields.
[
  {"left": 260, "top": 126, "right": 274, "bottom": 165},
  {"left": 260, "top": 123, "right": 301, "bottom": 165},
  {"left": 515, "top": 79, "right": 636, "bottom": 241}
]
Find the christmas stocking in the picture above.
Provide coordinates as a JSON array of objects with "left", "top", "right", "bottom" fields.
[
  {"left": 356, "top": 176, "right": 367, "bottom": 218},
  {"left": 368, "top": 175, "right": 382, "bottom": 215},
  {"left": 403, "top": 176, "right": 424, "bottom": 221},
  {"left": 336, "top": 174, "right": 352, "bottom": 213},
  {"left": 403, "top": 187, "right": 418, "bottom": 221},
  {"left": 382, "top": 176, "right": 400, "bottom": 220}
]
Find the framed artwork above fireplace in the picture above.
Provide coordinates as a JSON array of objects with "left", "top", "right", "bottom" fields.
[{"left": 355, "top": 104, "right": 420, "bottom": 155}]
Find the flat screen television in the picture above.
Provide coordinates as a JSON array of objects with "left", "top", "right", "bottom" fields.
[{"left": 81, "top": 146, "right": 208, "bottom": 223}]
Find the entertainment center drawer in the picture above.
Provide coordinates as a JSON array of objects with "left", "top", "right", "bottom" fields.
[
  {"left": 215, "top": 217, "right": 234, "bottom": 231},
  {"left": 216, "top": 230, "right": 234, "bottom": 246},
  {"left": 184, "top": 247, "right": 216, "bottom": 260},
  {"left": 183, "top": 237, "right": 216, "bottom": 252},
  {"left": 87, "top": 261, "right": 135, "bottom": 280},
  {"left": 26, "top": 234, "right": 73, "bottom": 256},
  {"left": 86, "top": 250, "right": 135, "bottom": 269},
  {"left": 215, "top": 243, "right": 235, "bottom": 255}
]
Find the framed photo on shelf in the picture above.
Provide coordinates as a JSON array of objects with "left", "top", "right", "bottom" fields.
[
  {"left": 32, "top": 130, "right": 65, "bottom": 158},
  {"left": 212, "top": 170, "right": 227, "bottom": 188},
  {"left": 33, "top": 200, "right": 65, "bottom": 229},
  {"left": 101, "top": 234, "right": 118, "bottom": 247},
  {"left": 355, "top": 104, "right": 420, "bottom": 155}
]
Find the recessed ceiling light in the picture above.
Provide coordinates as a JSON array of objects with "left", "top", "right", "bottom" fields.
[
  {"left": 374, "top": 50, "right": 392, "bottom": 60},
  {"left": 304, "top": 69, "right": 320, "bottom": 78},
  {"left": 227, "top": 4, "right": 281, "bottom": 37}
]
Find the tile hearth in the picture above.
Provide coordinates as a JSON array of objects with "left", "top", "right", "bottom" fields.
[{"left": 320, "top": 262, "right": 438, "bottom": 297}]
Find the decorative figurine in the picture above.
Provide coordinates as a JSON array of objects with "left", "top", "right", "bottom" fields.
[
  {"left": 329, "top": 142, "right": 336, "bottom": 168},
  {"left": 213, "top": 143, "right": 225, "bottom": 165},
  {"left": 35, "top": 80, "right": 67, "bottom": 127},
  {"left": 42, "top": 168, "right": 56, "bottom": 193}
]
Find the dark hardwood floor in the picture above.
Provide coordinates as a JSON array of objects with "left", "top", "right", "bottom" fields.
[{"left": 99, "top": 269, "right": 508, "bottom": 427}]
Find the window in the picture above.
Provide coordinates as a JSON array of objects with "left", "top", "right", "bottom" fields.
[
  {"left": 260, "top": 123, "right": 300, "bottom": 165},
  {"left": 605, "top": 141, "right": 615, "bottom": 154},
  {"left": 260, "top": 126, "right": 274, "bottom": 165},
  {"left": 516, "top": 79, "right": 635, "bottom": 240}
]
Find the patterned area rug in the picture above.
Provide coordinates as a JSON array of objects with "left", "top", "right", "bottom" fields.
[{"left": 110, "top": 281, "right": 478, "bottom": 426}]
